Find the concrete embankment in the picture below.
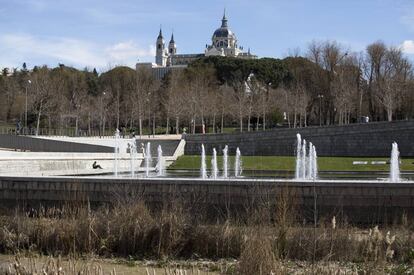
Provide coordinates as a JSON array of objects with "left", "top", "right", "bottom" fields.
[
  {"left": 0, "top": 137, "right": 185, "bottom": 176},
  {"left": 0, "top": 151, "right": 144, "bottom": 176}
]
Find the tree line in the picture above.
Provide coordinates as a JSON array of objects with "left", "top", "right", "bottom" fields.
[{"left": 1, "top": 40, "right": 413, "bottom": 136}]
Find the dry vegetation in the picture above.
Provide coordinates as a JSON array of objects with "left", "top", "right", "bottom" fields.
[
  {"left": 0, "top": 255, "right": 217, "bottom": 275},
  {"left": 1, "top": 198, "right": 414, "bottom": 274}
]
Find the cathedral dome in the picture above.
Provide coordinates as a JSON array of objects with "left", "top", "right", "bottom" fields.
[
  {"left": 213, "top": 27, "right": 234, "bottom": 38},
  {"left": 211, "top": 11, "right": 237, "bottom": 48}
]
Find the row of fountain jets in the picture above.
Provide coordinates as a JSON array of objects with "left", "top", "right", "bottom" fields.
[
  {"left": 113, "top": 129, "right": 166, "bottom": 178},
  {"left": 200, "top": 134, "right": 401, "bottom": 182},
  {"left": 294, "top": 133, "right": 401, "bottom": 182},
  {"left": 199, "top": 134, "right": 316, "bottom": 180},
  {"left": 113, "top": 129, "right": 401, "bottom": 182},
  {"left": 200, "top": 145, "right": 243, "bottom": 179}
]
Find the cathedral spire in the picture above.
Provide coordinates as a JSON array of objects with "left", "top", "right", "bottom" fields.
[
  {"left": 168, "top": 31, "right": 176, "bottom": 55},
  {"left": 158, "top": 27, "right": 163, "bottom": 39},
  {"left": 221, "top": 9, "right": 228, "bottom": 28}
]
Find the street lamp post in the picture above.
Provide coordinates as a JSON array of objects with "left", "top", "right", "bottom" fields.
[
  {"left": 25, "top": 79, "right": 31, "bottom": 134},
  {"left": 263, "top": 82, "right": 271, "bottom": 130},
  {"left": 318, "top": 94, "right": 324, "bottom": 126},
  {"left": 100, "top": 91, "right": 106, "bottom": 138}
]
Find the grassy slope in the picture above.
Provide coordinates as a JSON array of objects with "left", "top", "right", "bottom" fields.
[{"left": 170, "top": 156, "right": 414, "bottom": 171}]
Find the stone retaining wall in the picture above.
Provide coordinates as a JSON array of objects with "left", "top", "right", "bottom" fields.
[
  {"left": 1, "top": 176, "right": 414, "bottom": 224},
  {"left": 184, "top": 120, "right": 414, "bottom": 157}
]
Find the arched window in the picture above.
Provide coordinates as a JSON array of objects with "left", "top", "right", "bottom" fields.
[
  {"left": 158, "top": 44, "right": 161, "bottom": 49},
  {"left": 219, "top": 41, "right": 223, "bottom": 47}
]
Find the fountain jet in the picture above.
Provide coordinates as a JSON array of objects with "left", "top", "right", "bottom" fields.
[
  {"left": 390, "top": 142, "right": 401, "bottom": 182},
  {"left": 312, "top": 144, "right": 318, "bottom": 179},
  {"left": 114, "top": 129, "right": 120, "bottom": 177},
  {"left": 145, "top": 142, "right": 151, "bottom": 177},
  {"left": 295, "top": 134, "right": 318, "bottom": 180},
  {"left": 223, "top": 145, "right": 229, "bottom": 178},
  {"left": 130, "top": 137, "right": 137, "bottom": 177},
  {"left": 301, "top": 139, "right": 307, "bottom": 179},
  {"left": 157, "top": 145, "right": 165, "bottom": 177},
  {"left": 201, "top": 144, "right": 207, "bottom": 179},
  {"left": 211, "top": 148, "right": 218, "bottom": 179},
  {"left": 235, "top": 147, "right": 242, "bottom": 177},
  {"left": 295, "top": 134, "right": 302, "bottom": 179},
  {"left": 307, "top": 142, "right": 313, "bottom": 179}
]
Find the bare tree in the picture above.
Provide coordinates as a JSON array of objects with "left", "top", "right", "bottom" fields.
[
  {"left": 364, "top": 41, "right": 387, "bottom": 120},
  {"left": 331, "top": 54, "right": 360, "bottom": 124},
  {"left": 63, "top": 69, "right": 88, "bottom": 135},
  {"left": 134, "top": 66, "right": 156, "bottom": 136},
  {"left": 307, "top": 40, "right": 348, "bottom": 125},
  {"left": 375, "top": 47, "right": 411, "bottom": 121},
  {"left": 275, "top": 86, "right": 291, "bottom": 127},
  {"left": 162, "top": 70, "right": 185, "bottom": 134},
  {"left": 0, "top": 74, "right": 20, "bottom": 123},
  {"left": 228, "top": 71, "right": 249, "bottom": 132},
  {"left": 217, "top": 84, "right": 232, "bottom": 133},
  {"left": 29, "top": 67, "right": 62, "bottom": 135},
  {"left": 307, "top": 40, "right": 323, "bottom": 66},
  {"left": 244, "top": 73, "right": 257, "bottom": 131}
]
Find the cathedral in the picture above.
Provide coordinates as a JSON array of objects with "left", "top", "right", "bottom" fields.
[{"left": 137, "top": 11, "right": 256, "bottom": 78}]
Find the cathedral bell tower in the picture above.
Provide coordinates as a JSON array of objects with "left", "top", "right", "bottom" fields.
[
  {"left": 155, "top": 28, "right": 167, "bottom": 66},
  {"left": 168, "top": 33, "right": 177, "bottom": 55}
]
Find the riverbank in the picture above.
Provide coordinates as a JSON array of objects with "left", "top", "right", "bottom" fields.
[{"left": 1, "top": 254, "right": 412, "bottom": 274}]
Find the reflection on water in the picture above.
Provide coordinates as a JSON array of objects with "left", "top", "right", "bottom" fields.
[
  {"left": 90, "top": 169, "right": 414, "bottom": 181},
  {"left": 165, "top": 169, "right": 414, "bottom": 181}
]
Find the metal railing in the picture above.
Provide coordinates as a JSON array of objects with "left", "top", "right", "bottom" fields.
[
  {"left": 3, "top": 127, "right": 117, "bottom": 138},
  {"left": 0, "top": 134, "right": 114, "bottom": 152}
]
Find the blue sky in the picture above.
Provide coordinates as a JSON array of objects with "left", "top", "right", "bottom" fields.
[{"left": 1, "top": 0, "right": 414, "bottom": 71}]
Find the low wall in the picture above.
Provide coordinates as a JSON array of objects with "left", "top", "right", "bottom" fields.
[
  {"left": 32, "top": 136, "right": 183, "bottom": 157},
  {"left": 184, "top": 120, "right": 414, "bottom": 157},
  {"left": 0, "top": 135, "right": 113, "bottom": 152},
  {"left": 0, "top": 151, "right": 144, "bottom": 176},
  {"left": 1, "top": 176, "right": 414, "bottom": 224}
]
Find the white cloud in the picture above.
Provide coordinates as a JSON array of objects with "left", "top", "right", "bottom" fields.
[
  {"left": 401, "top": 40, "right": 414, "bottom": 54},
  {"left": 105, "top": 41, "right": 155, "bottom": 65},
  {"left": 0, "top": 33, "right": 154, "bottom": 70}
]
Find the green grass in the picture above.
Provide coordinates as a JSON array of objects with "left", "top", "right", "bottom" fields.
[
  {"left": 206, "top": 127, "right": 239, "bottom": 134},
  {"left": 169, "top": 155, "right": 414, "bottom": 172}
]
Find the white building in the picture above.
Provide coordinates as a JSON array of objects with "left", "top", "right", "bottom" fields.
[{"left": 137, "top": 11, "right": 257, "bottom": 79}]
